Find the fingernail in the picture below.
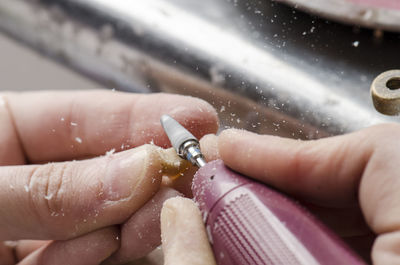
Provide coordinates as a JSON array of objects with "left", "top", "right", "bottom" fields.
[{"left": 104, "top": 149, "right": 147, "bottom": 201}]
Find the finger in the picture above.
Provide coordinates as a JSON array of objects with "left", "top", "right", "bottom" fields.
[
  {"left": 201, "top": 134, "right": 371, "bottom": 235},
  {"left": 200, "top": 134, "right": 220, "bottom": 162},
  {"left": 104, "top": 187, "right": 181, "bottom": 264},
  {"left": 200, "top": 134, "right": 372, "bottom": 235},
  {"left": 5, "top": 90, "right": 218, "bottom": 162},
  {"left": 201, "top": 128, "right": 375, "bottom": 206},
  {"left": 161, "top": 197, "right": 216, "bottom": 265},
  {"left": 0, "top": 145, "right": 163, "bottom": 240},
  {"left": 19, "top": 227, "right": 119, "bottom": 265},
  {"left": 15, "top": 240, "right": 49, "bottom": 260},
  {"left": 201, "top": 125, "right": 400, "bottom": 235}
]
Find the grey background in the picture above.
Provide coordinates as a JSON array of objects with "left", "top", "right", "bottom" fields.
[{"left": 0, "top": 33, "right": 100, "bottom": 91}]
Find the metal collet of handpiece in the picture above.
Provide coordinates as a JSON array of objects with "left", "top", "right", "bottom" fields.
[{"left": 179, "top": 140, "right": 206, "bottom": 167}]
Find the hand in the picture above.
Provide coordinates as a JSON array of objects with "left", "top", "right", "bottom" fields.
[
  {"left": 195, "top": 124, "right": 400, "bottom": 265},
  {"left": 0, "top": 90, "right": 218, "bottom": 265}
]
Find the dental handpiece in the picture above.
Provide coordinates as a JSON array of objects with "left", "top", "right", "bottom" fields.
[{"left": 160, "top": 115, "right": 366, "bottom": 265}]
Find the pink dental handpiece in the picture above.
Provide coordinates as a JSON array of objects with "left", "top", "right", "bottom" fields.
[{"left": 160, "top": 115, "right": 366, "bottom": 265}]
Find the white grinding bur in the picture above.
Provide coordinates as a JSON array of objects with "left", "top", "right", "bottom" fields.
[{"left": 160, "top": 114, "right": 206, "bottom": 167}]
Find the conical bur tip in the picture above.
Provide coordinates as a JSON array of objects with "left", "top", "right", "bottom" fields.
[
  {"left": 160, "top": 115, "right": 172, "bottom": 127},
  {"left": 160, "top": 115, "right": 198, "bottom": 153}
]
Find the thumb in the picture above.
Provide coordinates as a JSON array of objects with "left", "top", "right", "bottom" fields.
[{"left": 0, "top": 144, "right": 163, "bottom": 241}]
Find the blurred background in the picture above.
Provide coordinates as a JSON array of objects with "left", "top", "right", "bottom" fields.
[
  {"left": 0, "top": 0, "right": 400, "bottom": 140},
  {"left": 1, "top": 0, "right": 399, "bottom": 264},
  {"left": 0, "top": 33, "right": 99, "bottom": 91}
]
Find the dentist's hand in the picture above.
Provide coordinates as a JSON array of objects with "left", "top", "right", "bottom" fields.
[
  {"left": 0, "top": 90, "right": 218, "bottom": 265},
  {"left": 196, "top": 124, "right": 400, "bottom": 265}
]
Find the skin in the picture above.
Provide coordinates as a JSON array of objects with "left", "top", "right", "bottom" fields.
[
  {"left": 190, "top": 125, "right": 400, "bottom": 265},
  {"left": 161, "top": 197, "right": 216, "bottom": 265},
  {"left": 0, "top": 90, "right": 218, "bottom": 265}
]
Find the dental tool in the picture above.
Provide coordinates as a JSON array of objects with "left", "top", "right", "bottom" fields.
[{"left": 160, "top": 114, "right": 365, "bottom": 265}]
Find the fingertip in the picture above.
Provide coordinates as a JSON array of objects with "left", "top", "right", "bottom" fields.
[
  {"left": 179, "top": 95, "right": 219, "bottom": 129},
  {"left": 160, "top": 197, "right": 185, "bottom": 248},
  {"left": 161, "top": 197, "right": 198, "bottom": 245},
  {"left": 162, "top": 196, "right": 196, "bottom": 210},
  {"left": 161, "top": 197, "right": 216, "bottom": 265},
  {"left": 161, "top": 197, "right": 192, "bottom": 225},
  {"left": 217, "top": 128, "right": 266, "bottom": 171},
  {"left": 200, "top": 134, "right": 220, "bottom": 161},
  {"left": 162, "top": 196, "right": 198, "bottom": 209},
  {"left": 197, "top": 98, "right": 219, "bottom": 127}
]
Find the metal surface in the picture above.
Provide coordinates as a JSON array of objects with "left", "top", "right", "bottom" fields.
[
  {"left": 180, "top": 141, "right": 207, "bottom": 168},
  {"left": 371, "top": 70, "right": 400, "bottom": 115},
  {"left": 277, "top": 0, "right": 400, "bottom": 32},
  {"left": 0, "top": 0, "right": 399, "bottom": 139}
]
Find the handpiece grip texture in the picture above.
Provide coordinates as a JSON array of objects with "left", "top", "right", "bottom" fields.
[{"left": 192, "top": 160, "right": 366, "bottom": 265}]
